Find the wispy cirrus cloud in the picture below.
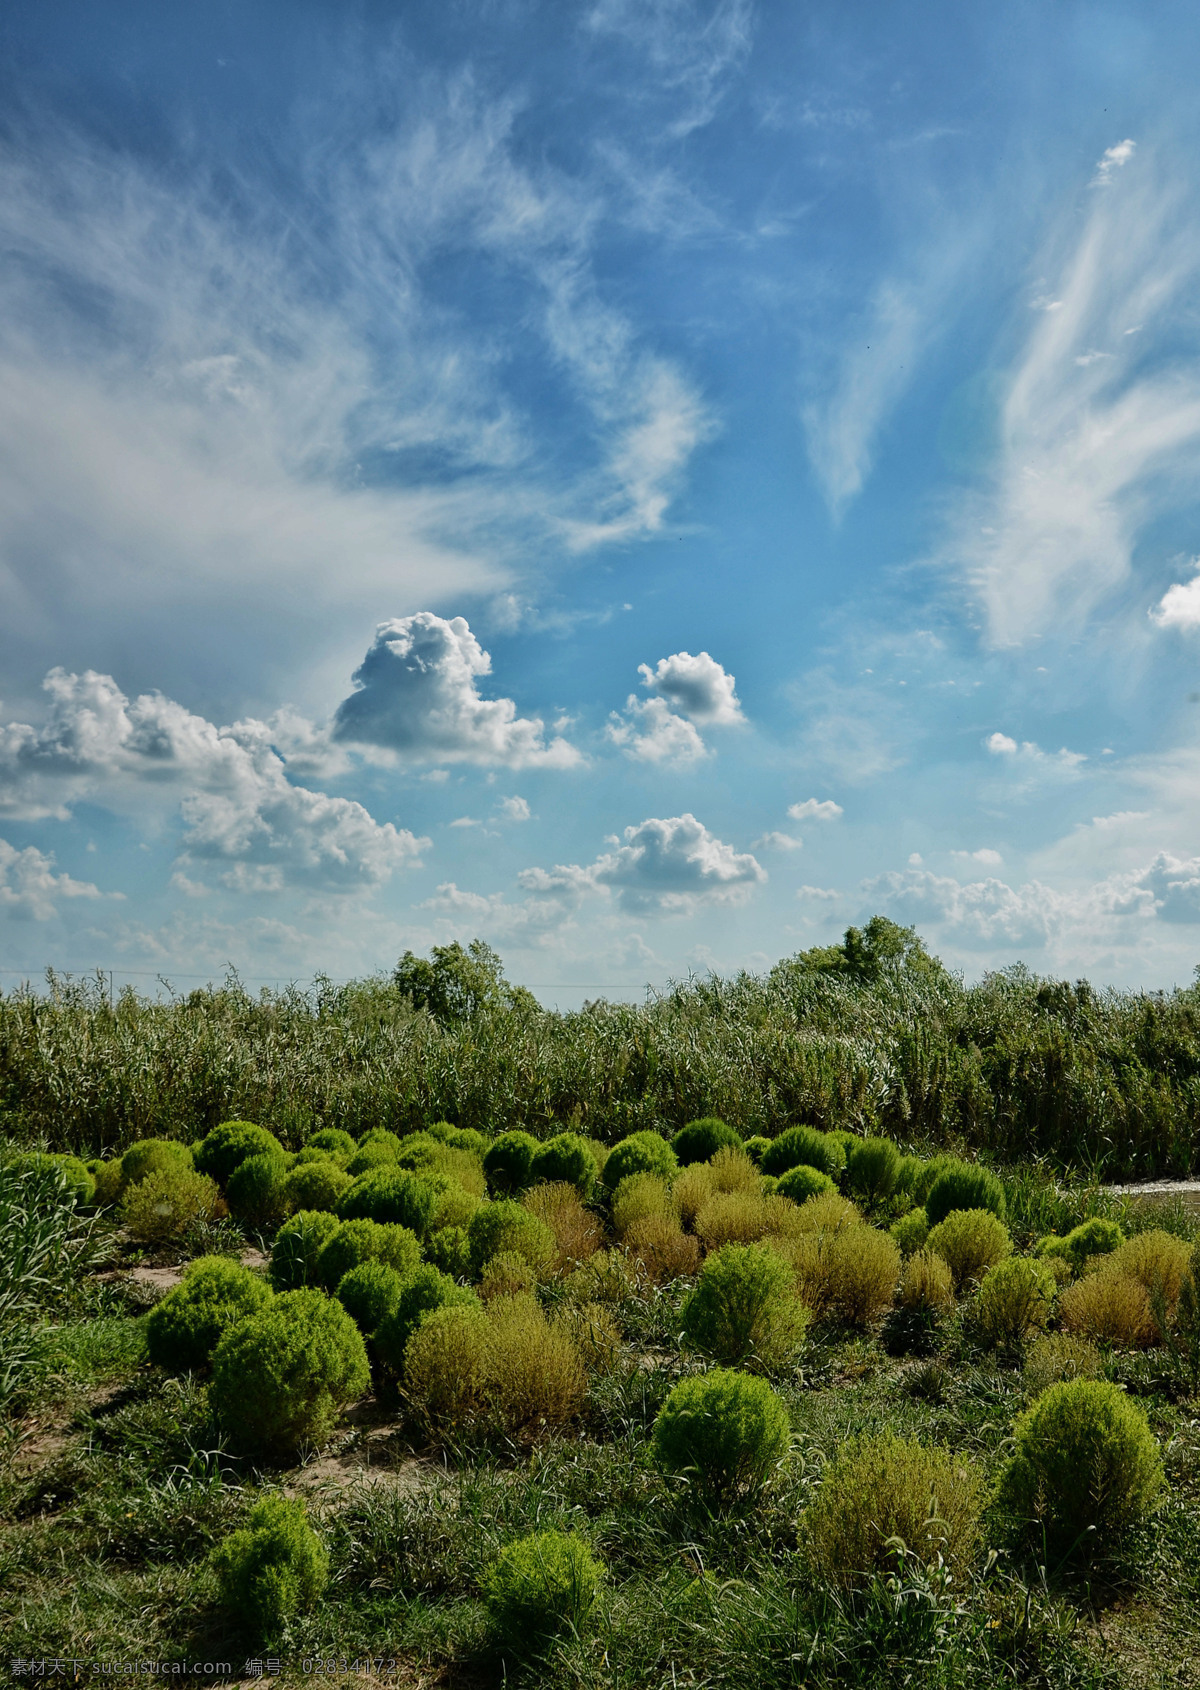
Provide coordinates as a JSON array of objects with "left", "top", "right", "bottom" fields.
[{"left": 948, "top": 141, "right": 1200, "bottom": 645}]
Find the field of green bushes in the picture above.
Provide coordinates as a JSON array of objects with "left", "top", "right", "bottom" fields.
[{"left": 3, "top": 925, "right": 1200, "bottom": 1688}]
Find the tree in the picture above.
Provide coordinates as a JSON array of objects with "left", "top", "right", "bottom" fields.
[
  {"left": 393, "top": 940, "right": 535, "bottom": 1024},
  {"left": 773, "top": 916, "right": 944, "bottom": 987}
]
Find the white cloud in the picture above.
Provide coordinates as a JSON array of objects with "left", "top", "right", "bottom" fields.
[
  {"left": 586, "top": 0, "right": 753, "bottom": 137},
  {"left": 607, "top": 696, "right": 708, "bottom": 764},
  {"left": 638, "top": 650, "right": 745, "bottom": 724},
  {"left": 607, "top": 648, "right": 743, "bottom": 763},
  {"left": 520, "top": 812, "right": 765, "bottom": 916},
  {"left": 788, "top": 798, "right": 843, "bottom": 822},
  {"left": 952, "top": 847, "right": 1003, "bottom": 866},
  {"left": 796, "top": 884, "right": 839, "bottom": 901},
  {"left": 0, "top": 668, "right": 426, "bottom": 893},
  {"left": 332, "top": 614, "right": 580, "bottom": 769},
  {"left": 1093, "top": 139, "right": 1136, "bottom": 187},
  {"left": 496, "top": 796, "right": 531, "bottom": 822},
  {"left": 753, "top": 831, "right": 803, "bottom": 851},
  {"left": 1150, "top": 563, "right": 1200, "bottom": 630},
  {"left": 948, "top": 147, "right": 1200, "bottom": 644},
  {"left": 0, "top": 837, "right": 108, "bottom": 921},
  {"left": 984, "top": 733, "right": 1085, "bottom": 772}
]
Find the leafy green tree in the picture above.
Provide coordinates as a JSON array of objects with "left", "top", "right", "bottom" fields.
[{"left": 392, "top": 940, "right": 536, "bottom": 1024}]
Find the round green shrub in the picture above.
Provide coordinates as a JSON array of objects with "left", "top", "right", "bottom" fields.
[
  {"left": 305, "top": 1128, "right": 356, "bottom": 1158},
  {"left": 426, "top": 1224, "right": 472, "bottom": 1278},
  {"left": 358, "top": 1129, "right": 406, "bottom": 1155},
  {"left": 483, "top": 1130, "right": 539, "bottom": 1195},
  {"left": 10, "top": 1152, "right": 97, "bottom": 1207},
  {"left": 976, "top": 1256, "right": 1056, "bottom": 1351},
  {"left": 121, "top": 1138, "right": 194, "bottom": 1187},
  {"left": 427, "top": 1121, "right": 489, "bottom": 1156},
  {"left": 482, "top": 1530, "right": 602, "bottom": 1657},
  {"left": 121, "top": 1166, "right": 221, "bottom": 1243},
  {"left": 374, "top": 1266, "right": 481, "bottom": 1374},
  {"left": 337, "top": 1167, "right": 439, "bottom": 1237},
  {"left": 271, "top": 1210, "right": 341, "bottom": 1291},
  {"left": 926, "top": 1208, "right": 1011, "bottom": 1291},
  {"left": 893, "top": 1154, "right": 925, "bottom": 1201},
  {"left": 775, "top": 1165, "right": 836, "bottom": 1204},
  {"left": 210, "top": 1495, "right": 328, "bottom": 1642},
  {"left": 807, "top": 1432, "right": 983, "bottom": 1583},
  {"left": 467, "top": 1200, "right": 555, "bottom": 1277},
  {"left": 92, "top": 1157, "right": 125, "bottom": 1207},
  {"left": 601, "top": 1131, "right": 678, "bottom": 1194},
  {"left": 924, "top": 1159, "right": 1006, "bottom": 1228},
  {"left": 845, "top": 1137, "right": 902, "bottom": 1207},
  {"left": 826, "top": 1130, "right": 861, "bottom": 1165},
  {"left": 195, "top": 1122, "right": 285, "bottom": 1186},
  {"left": 283, "top": 1160, "right": 352, "bottom": 1215},
  {"left": 315, "top": 1218, "right": 422, "bottom": 1291},
  {"left": 336, "top": 1260, "right": 406, "bottom": 1337},
  {"left": 1037, "top": 1217, "right": 1125, "bottom": 1273},
  {"left": 209, "top": 1289, "right": 370, "bottom": 1456},
  {"left": 226, "top": 1153, "right": 291, "bottom": 1229},
  {"left": 681, "top": 1242, "right": 809, "bottom": 1371},
  {"left": 760, "top": 1126, "right": 842, "bottom": 1180},
  {"left": 671, "top": 1117, "right": 742, "bottom": 1166},
  {"left": 890, "top": 1207, "right": 930, "bottom": 1256},
  {"left": 742, "top": 1135, "right": 772, "bottom": 1167},
  {"left": 906, "top": 1154, "right": 959, "bottom": 1207},
  {"left": 530, "top": 1132, "right": 599, "bottom": 1197},
  {"left": 345, "top": 1142, "right": 401, "bottom": 1177},
  {"left": 392, "top": 1133, "right": 442, "bottom": 1174},
  {"left": 997, "top": 1379, "right": 1164, "bottom": 1552},
  {"left": 653, "top": 1367, "right": 790, "bottom": 1505},
  {"left": 146, "top": 1256, "right": 273, "bottom": 1373}
]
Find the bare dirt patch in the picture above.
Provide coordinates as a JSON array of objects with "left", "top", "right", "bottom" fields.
[{"left": 285, "top": 1449, "right": 446, "bottom": 1502}]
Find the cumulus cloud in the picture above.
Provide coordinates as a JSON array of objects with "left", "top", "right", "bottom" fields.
[
  {"left": 638, "top": 651, "right": 744, "bottom": 724},
  {"left": 1150, "top": 563, "right": 1200, "bottom": 630},
  {"left": 1093, "top": 139, "right": 1136, "bottom": 187},
  {"left": 607, "top": 648, "right": 742, "bottom": 762},
  {"left": 952, "top": 847, "right": 1004, "bottom": 866},
  {"left": 946, "top": 144, "right": 1200, "bottom": 644},
  {"left": 0, "top": 668, "right": 426, "bottom": 892},
  {"left": 607, "top": 696, "right": 708, "bottom": 763},
  {"left": 521, "top": 812, "right": 765, "bottom": 915},
  {"left": 496, "top": 796, "right": 531, "bottom": 822},
  {"left": 0, "top": 837, "right": 108, "bottom": 921},
  {"left": 332, "top": 614, "right": 580, "bottom": 768},
  {"left": 788, "top": 798, "right": 843, "bottom": 822}
]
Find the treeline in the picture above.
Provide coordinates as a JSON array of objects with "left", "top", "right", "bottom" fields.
[{"left": 2, "top": 923, "right": 1199, "bottom": 1178}]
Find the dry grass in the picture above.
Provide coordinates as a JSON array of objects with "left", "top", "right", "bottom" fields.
[
  {"left": 559, "top": 1248, "right": 639, "bottom": 1305},
  {"left": 611, "top": 1173, "right": 678, "bottom": 1239},
  {"left": 485, "top": 1293, "right": 587, "bottom": 1432},
  {"left": 404, "top": 1304, "right": 491, "bottom": 1427},
  {"left": 1059, "top": 1268, "right": 1152, "bottom": 1348},
  {"left": 695, "top": 1190, "right": 770, "bottom": 1251},
  {"left": 673, "top": 1163, "right": 716, "bottom": 1230},
  {"left": 826, "top": 1225, "right": 901, "bottom": 1325},
  {"left": 1110, "top": 1229, "right": 1193, "bottom": 1307},
  {"left": 522, "top": 1181, "right": 603, "bottom": 1271},
  {"left": 479, "top": 1251, "right": 537, "bottom": 1301},
  {"left": 624, "top": 1212, "right": 701, "bottom": 1283},
  {"left": 898, "top": 1248, "right": 955, "bottom": 1314},
  {"left": 926, "top": 1209, "right": 1011, "bottom": 1292},
  {"left": 555, "top": 1300, "right": 623, "bottom": 1373},
  {"left": 791, "top": 1191, "right": 862, "bottom": 1234},
  {"left": 708, "top": 1146, "right": 761, "bottom": 1193},
  {"left": 1023, "top": 1332, "right": 1104, "bottom": 1396}
]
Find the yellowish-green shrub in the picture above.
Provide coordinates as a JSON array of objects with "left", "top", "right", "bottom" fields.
[
  {"left": 826, "top": 1225, "right": 901, "bottom": 1325},
  {"left": 673, "top": 1163, "right": 716, "bottom": 1231},
  {"left": 898, "top": 1247, "right": 955, "bottom": 1314},
  {"left": 1110, "top": 1230, "right": 1193, "bottom": 1314},
  {"left": 708, "top": 1146, "right": 760, "bottom": 1193},
  {"left": 480, "top": 1251, "right": 537, "bottom": 1301},
  {"left": 611, "top": 1172, "right": 678, "bottom": 1239},
  {"left": 482, "top": 1530, "right": 602, "bottom": 1658},
  {"left": 792, "top": 1191, "right": 862, "bottom": 1235},
  {"left": 560, "top": 1248, "right": 638, "bottom": 1305},
  {"left": 485, "top": 1294, "right": 586, "bottom": 1432},
  {"left": 210, "top": 1495, "right": 328, "bottom": 1644},
  {"left": 890, "top": 1208, "right": 930, "bottom": 1256},
  {"left": 976, "top": 1256, "right": 1056, "bottom": 1351},
  {"left": 1059, "top": 1267, "right": 1151, "bottom": 1347},
  {"left": 404, "top": 1302, "right": 492, "bottom": 1427},
  {"left": 695, "top": 1189, "right": 769, "bottom": 1251},
  {"left": 1023, "top": 1333, "right": 1104, "bottom": 1397},
  {"left": 467, "top": 1200, "right": 555, "bottom": 1278},
  {"left": 283, "top": 1159, "right": 352, "bottom": 1215},
  {"left": 432, "top": 1183, "right": 481, "bottom": 1231},
  {"left": 926, "top": 1208, "right": 1011, "bottom": 1292},
  {"left": 775, "top": 1165, "right": 836, "bottom": 1205},
  {"left": 653, "top": 1369, "right": 790, "bottom": 1506},
  {"left": 624, "top": 1212, "right": 701, "bottom": 1283},
  {"left": 92, "top": 1158, "right": 126, "bottom": 1208},
  {"left": 521, "top": 1181, "right": 602, "bottom": 1271},
  {"left": 121, "top": 1166, "right": 221, "bottom": 1243},
  {"left": 806, "top": 1433, "right": 983, "bottom": 1584}
]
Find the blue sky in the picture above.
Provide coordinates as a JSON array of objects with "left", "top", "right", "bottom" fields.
[{"left": 5, "top": 0, "right": 1200, "bottom": 1001}]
